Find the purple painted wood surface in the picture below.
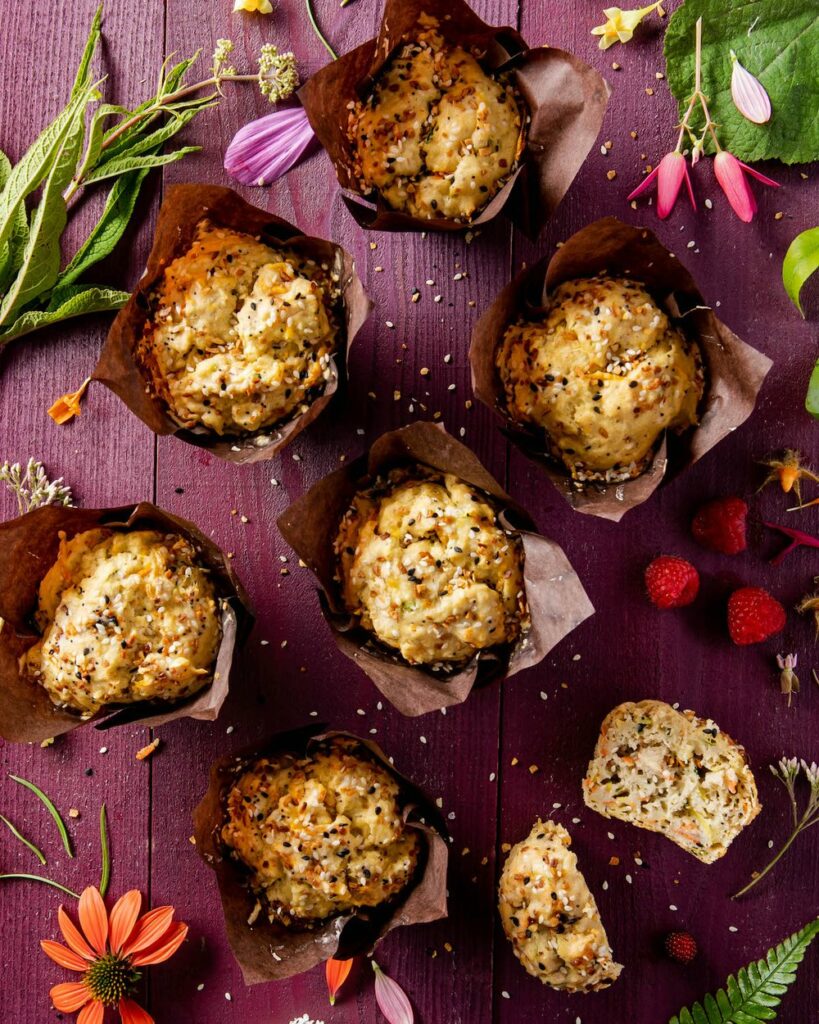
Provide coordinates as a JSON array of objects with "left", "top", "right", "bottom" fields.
[{"left": 1, "top": 1, "right": 817, "bottom": 1022}]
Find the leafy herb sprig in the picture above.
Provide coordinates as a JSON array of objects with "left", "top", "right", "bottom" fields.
[
  {"left": 0, "top": 6, "right": 295, "bottom": 347},
  {"left": 733, "top": 758, "right": 819, "bottom": 899},
  {"left": 669, "top": 918, "right": 819, "bottom": 1024}
]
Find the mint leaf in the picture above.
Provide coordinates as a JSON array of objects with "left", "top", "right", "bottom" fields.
[
  {"left": 80, "top": 146, "right": 200, "bottom": 187},
  {"left": 0, "top": 285, "right": 128, "bottom": 346},
  {"left": 783, "top": 226, "right": 819, "bottom": 316},
  {"left": 669, "top": 919, "right": 819, "bottom": 1023},
  {"left": 665, "top": 0, "right": 819, "bottom": 164},
  {"left": 0, "top": 151, "right": 28, "bottom": 296}
]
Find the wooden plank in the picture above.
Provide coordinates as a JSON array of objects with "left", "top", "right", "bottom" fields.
[
  {"left": 152, "top": 0, "right": 516, "bottom": 1020},
  {"left": 494, "top": 4, "right": 819, "bottom": 1022},
  {"left": 0, "top": 0, "right": 163, "bottom": 1020}
]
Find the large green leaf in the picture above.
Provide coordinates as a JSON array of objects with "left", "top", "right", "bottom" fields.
[
  {"left": 80, "top": 146, "right": 200, "bottom": 187},
  {"left": 0, "top": 151, "right": 28, "bottom": 295},
  {"left": 782, "top": 226, "right": 819, "bottom": 316},
  {"left": 665, "top": 0, "right": 819, "bottom": 164},
  {"left": 669, "top": 919, "right": 819, "bottom": 1024},
  {"left": 0, "top": 285, "right": 127, "bottom": 346}
]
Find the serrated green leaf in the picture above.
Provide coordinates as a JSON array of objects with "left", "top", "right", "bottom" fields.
[
  {"left": 73, "top": 103, "right": 130, "bottom": 186},
  {"left": 80, "top": 146, "right": 200, "bottom": 186},
  {"left": 664, "top": 0, "right": 819, "bottom": 164},
  {"left": 782, "top": 226, "right": 819, "bottom": 316},
  {"left": 96, "top": 100, "right": 212, "bottom": 166},
  {"left": 0, "top": 150, "right": 28, "bottom": 294},
  {"left": 0, "top": 285, "right": 127, "bottom": 346},
  {"left": 668, "top": 919, "right": 819, "bottom": 1023},
  {"left": 70, "top": 4, "right": 102, "bottom": 96}
]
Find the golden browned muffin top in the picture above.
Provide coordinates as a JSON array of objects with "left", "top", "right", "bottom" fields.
[
  {"left": 348, "top": 16, "right": 524, "bottom": 222},
  {"left": 334, "top": 467, "right": 528, "bottom": 667},
  {"left": 141, "top": 221, "right": 340, "bottom": 436},
  {"left": 221, "top": 738, "right": 421, "bottom": 925},
  {"left": 496, "top": 275, "right": 704, "bottom": 483},
  {"left": 22, "top": 528, "right": 221, "bottom": 717}
]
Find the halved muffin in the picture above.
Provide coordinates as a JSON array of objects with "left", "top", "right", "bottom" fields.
[
  {"left": 221, "top": 737, "right": 421, "bottom": 925},
  {"left": 499, "top": 819, "right": 622, "bottom": 992}
]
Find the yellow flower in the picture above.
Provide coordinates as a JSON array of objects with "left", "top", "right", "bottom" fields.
[
  {"left": 47, "top": 377, "right": 91, "bottom": 425},
  {"left": 233, "top": 0, "right": 274, "bottom": 13},
  {"left": 591, "top": 2, "right": 664, "bottom": 49}
]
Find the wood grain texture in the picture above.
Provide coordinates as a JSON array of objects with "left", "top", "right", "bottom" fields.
[{"left": 1, "top": 0, "right": 818, "bottom": 1022}]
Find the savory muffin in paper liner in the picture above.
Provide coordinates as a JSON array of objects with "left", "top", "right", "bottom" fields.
[
  {"left": 193, "top": 726, "right": 448, "bottom": 983},
  {"left": 0, "top": 502, "right": 252, "bottom": 742},
  {"left": 277, "top": 421, "right": 593, "bottom": 716},
  {"left": 95, "top": 184, "right": 372, "bottom": 464},
  {"left": 471, "top": 217, "right": 773, "bottom": 521},
  {"left": 299, "top": 0, "right": 609, "bottom": 235}
]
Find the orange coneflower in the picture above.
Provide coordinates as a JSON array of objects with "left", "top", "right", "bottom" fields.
[{"left": 40, "top": 885, "right": 188, "bottom": 1024}]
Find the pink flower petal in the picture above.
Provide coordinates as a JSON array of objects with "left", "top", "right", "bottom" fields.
[
  {"left": 372, "top": 961, "right": 413, "bottom": 1024},
  {"left": 626, "top": 164, "right": 660, "bottom": 201},
  {"left": 656, "top": 151, "right": 688, "bottom": 219},
  {"left": 224, "top": 106, "right": 316, "bottom": 186},
  {"left": 731, "top": 51, "right": 771, "bottom": 124},
  {"left": 738, "top": 160, "right": 780, "bottom": 188}
]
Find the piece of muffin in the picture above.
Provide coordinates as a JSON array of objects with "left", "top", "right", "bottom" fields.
[
  {"left": 334, "top": 468, "right": 528, "bottom": 667},
  {"left": 583, "top": 700, "right": 761, "bottom": 863},
  {"left": 499, "top": 819, "right": 622, "bottom": 992},
  {"left": 139, "top": 220, "right": 340, "bottom": 435},
  {"left": 22, "top": 529, "right": 221, "bottom": 717},
  {"left": 348, "top": 15, "right": 524, "bottom": 222},
  {"left": 497, "top": 275, "right": 705, "bottom": 483},
  {"left": 221, "top": 738, "right": 420, "bottom": 925}
]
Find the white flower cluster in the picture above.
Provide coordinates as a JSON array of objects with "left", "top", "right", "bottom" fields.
[{"left": 0, "top": 458, "right": 74, "bottom": 515}]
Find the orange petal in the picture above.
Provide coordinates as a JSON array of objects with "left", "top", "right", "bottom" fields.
[
  {"left": 130, "top": 922, "right": 188, "bottom": 967},
  {"left": 58, "top": 906, "right": 97, "bottom": 961},
  {"left": 40, "top": 939, "right": 89, "bottom": 972},
  {"left": 326, "top": 956, "right": 354, "bottom": 1004},
  {"left": 119, "top": 997, "right": 155, "bottom": 1024},
  {"left": 50, "top": 981, "right": 91, "bottom": 1013},
  {"left": 47, "top": 377, "right": 92, "bottom": 425},
  {"left": 78, "top": 1000, "right": 105, "bottom": 1024},
  {"left": 79, "top": 886, "right": 109, "bottom": 956},
  {"left": 121, "top": 906, "right": 175, "bottom": 957},
  {"left": 109, "top": 890, "right": 142, "bottom": 954}
]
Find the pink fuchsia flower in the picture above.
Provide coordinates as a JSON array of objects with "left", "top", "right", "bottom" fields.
[
  {"left": 713, "top": 151, "right": 779, "bottom": 223},
  {"left": 627, "top": 151, "right": 696, "bottom": 219},
  {"left": 224, "top": 106, "right": 316, "bottom": 187}
]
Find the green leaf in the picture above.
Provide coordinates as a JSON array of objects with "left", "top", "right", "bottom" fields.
[
  {"left": 9, "top": 774, "right": 74, "bottom": 858},
  {"left": 782, "top": 226, "right": 819, "bottom": 316},
  {"left": 806, "top": 359, "right": 819, "bottom": 419},
  {"left": 0, "top": 150, "right": 28, "bottom": 295},
  {"left": 57, "top": 168, "right": 150, "bottom": 289},
  {"left": 665, "top": 0, "right": 819, "bottom": 164},
  {"left": 73, "top": 103, "right": 131, "bottom": 186},
  {"left": 80, "top": 146, "right": 200, "bottom": 187},
  {"left": 0, "top": 285, "right": 128, "bottom": 346},
  {"left": 71, "top": 4, "right": 102, "bottom": 96},
  {"left": 669, "top": 919, "right": 819, "bottom": 1024}
]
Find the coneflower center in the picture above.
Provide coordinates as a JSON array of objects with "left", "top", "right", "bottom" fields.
[{"left": 84, "top": 954, "right": 141, "bottom": 1006}]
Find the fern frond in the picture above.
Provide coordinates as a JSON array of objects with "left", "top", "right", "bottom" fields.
[{"left": 669, "top": 919, "right": 819, "bottom": 1024}]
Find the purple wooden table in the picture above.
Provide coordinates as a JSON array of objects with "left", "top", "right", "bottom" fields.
[{"left": 1, "top": 1, "right": 818, "bottom": 1021}]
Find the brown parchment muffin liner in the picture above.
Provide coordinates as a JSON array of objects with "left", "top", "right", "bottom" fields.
[
  {"left": 0, "top": 502, "right": 253, "bottom": 743},
  {"left": 277, "top": 422, "right": 593, "bottom": 717},
  {"left": 298, "top": 0, "right": 610, "bottom": 236},
  {"left": 470, "top": 217, "right": 774, "bottom": 522},
  {"left": 192, "top": 725, "right": 449, "bottom": 983},
  {"left": 94, "top": 184, "right": 372, "bottom": 464}
]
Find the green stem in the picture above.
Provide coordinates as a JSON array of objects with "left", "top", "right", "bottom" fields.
[
  {"left": 9, "top": 775, "right": 73, "bottom": 859},
  {"left": 0, "top": 814, "right": 47, "bottom": 865},
  {"left": 306, "top": 0, "right": 338, "bottom": 60},
  {"left": 98, "top": 803, "right": 110, "bottom": 898},
  {"left": 0, "top": 873, "right": 81, "bottom": 899},
  {"left": 732, "top": 827, "right": 803, "bottom": 899}
]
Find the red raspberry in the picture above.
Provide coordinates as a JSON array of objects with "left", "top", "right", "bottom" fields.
[
  {"left": 691, "top": 497, "right": 748, "bottom": 555},
  {"left": 645, "top": 556, "right": 700, "bottom": 609},
  {"left": 665, "top": 931, "right": 698, "bottom": 964},
  {"left": 727, "top": 586, "right": 786, "bottom": 645}
]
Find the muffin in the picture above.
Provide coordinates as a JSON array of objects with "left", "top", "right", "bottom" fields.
[
  {"left": 334, "top": 467, "right": 528, "bottom": 667},
  {"left": 498, "top": 820, "right": 622, "bottom": 992},
  {"left": 138, "top": 220, "right": 340, "bottom": 436},
  {"left": 22, "top": 528, "right": 221, "bottom": 717},
  {"left": 496, "top": 275, "right": 705, "bottom": 483},
  {"left": 583, "top": 700, "right": 761, "bottom": 863},
  {"left": 348, "top": 15, "right": 524, "bottom": 222},
  {"left": 221, "top": 737, "right": 421, "bottom": 925}
]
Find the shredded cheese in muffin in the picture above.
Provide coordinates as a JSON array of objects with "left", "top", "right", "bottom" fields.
[
  {"left": 221, "top": 738, "right": 420, "bottom": 924},
  {"left": 498, "top": 819, "right": 622, "bottom": 993},
  {"left": 497, "top": 276, "right": 704, "bottom": 483},
  {"left": 22, "top": 529, "right": 221, "bottom": 717},
  {"left": 348, "top": 16, "right": 524, "bottom": 222},
  {"left": 141, "top": 221, "right": 340, "bottom": 435},
  {"left": 583, "top": 700, "right": 761, "bottom": 863},
  {"left": 335, "top": 469, "right": 527, "bottom": 667}
]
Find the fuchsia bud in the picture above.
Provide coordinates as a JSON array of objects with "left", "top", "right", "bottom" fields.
[
  {"left": 713, "top": 150, "right": 779, "bottom": 223},
  {"left": 627, "top": 151, "right": 696, "bottom": 219},
  {"left": 224, "top": 105, "right": 316, "bottom": 186}
]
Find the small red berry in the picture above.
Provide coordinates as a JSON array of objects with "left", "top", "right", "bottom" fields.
[
  {"left": 692, "top": 497, "right": 748, "bottom": 555},
  {"left": 665, "top": 931, "right": 698, "bottom": 964},
  {"left": 727, "top": 586, "right": 786, "bottom": 645},
  {"left": 645, "top": 556, "right": 700, "bottom": 609}
]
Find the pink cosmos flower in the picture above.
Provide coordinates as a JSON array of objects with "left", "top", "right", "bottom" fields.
[
  {"left": 224, "top": 105, "right": 316, "bottom": 186},
  {"left": 713, "top": 151, "right": 779, "bottom": 223},
  {"left": 627, "top": 151, "right": 696, "bottom": 219}
]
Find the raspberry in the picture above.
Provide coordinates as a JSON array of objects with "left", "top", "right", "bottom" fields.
[
  {"left": 692, "top": 497, "right": 748, "bottom": 555},
  {"left": 727, "top": 586, "right": 786, "bottom": 645},
  {"left": 665, "top": 931, "right": 698, "bottom": 964},
  {"left": 645, "top": 556, "right": 700, "bottom": 609}
]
